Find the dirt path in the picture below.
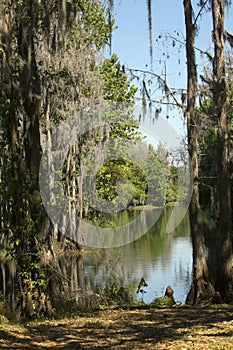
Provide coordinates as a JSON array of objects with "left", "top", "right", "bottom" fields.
[{"left": 0, "top": 305, "right": 233, "bottom": 349}]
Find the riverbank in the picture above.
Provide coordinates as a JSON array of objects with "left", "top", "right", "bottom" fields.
[{"left": 0, "top": 305, "right": 232, "bottom": 349}]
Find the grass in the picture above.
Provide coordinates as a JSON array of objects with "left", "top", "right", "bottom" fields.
[{"left": 0, "top": 304, "right": 233, "bottom": 349}]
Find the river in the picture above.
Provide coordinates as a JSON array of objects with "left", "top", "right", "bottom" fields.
[
  {"left": 0, "top": 206, "right": 219, "bottom": 306},
  {"left": 82, "top": 206, "right": 192, "bottom": 303}
]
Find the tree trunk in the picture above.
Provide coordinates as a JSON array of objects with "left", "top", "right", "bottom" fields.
[
  {"left": 183, "top": 0, "right": 215, "bottom": 304},
  {"left": 212, "top": 0, "right": 233, "bottom": 300},
  {"left": 0, "top": 1, "right": 48, "bottom": 319},
  {"left": 16, "top": 2, "right": 44, "bottom": 319}
]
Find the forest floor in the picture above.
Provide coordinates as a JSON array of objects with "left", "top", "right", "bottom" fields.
[{"left": 0, "top": 305, "right": 233, "bottom": 349}]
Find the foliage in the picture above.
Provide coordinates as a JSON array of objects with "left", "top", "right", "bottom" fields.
[
  {"left": 101, "top": 282, "right": 133, "bottom": 304},
  {"left": 0, "top": 0, "right": 115, "bottom": 319},
  {"left": 53, "top": 282, "right": 134, "bottom": 316},
  {"left": 74, "top": 0, "right": 114, "bottom": 50},
  {"left": 95, "top": 158, "right": 147, "bottom": 207},
  {"left": 151, "top": 295, "right": 175, "bottom": 308},
  {"left": 84, "top": 140, "right": 170, "bottom": 230},
  {"left": 198, "top": 84, "right": 233, "bottom": 210},
  {"left": 68, "top": 54, "right": 141, "bottom": 227},
  {"left": 146, "top": 145, "right": 166, "bottom": 206},
  {"left": 2, "top": 0, "right": 233, "bottom": 319},
  {"left": 136, "top": 277, "right": 148, "bottom": 302},
  {"left": 100, "top": 54, "right": 137, "bottom": 103},
  {"left": 166, "top": 165, "right": 179, "bottom": 203}
]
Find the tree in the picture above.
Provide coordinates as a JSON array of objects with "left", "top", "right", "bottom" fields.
[
  {"left": 199, "top": 126, "right": 218, "bottom": 215},
  {"left": 1, "top": 0, "right": 147, "bottom": 317},
  {"left": 108, "top": 0, "right": 233, "bottom": 303},
  {"left": 0, "top": 0, "right": 113, "bottom": 319},
  {"left": 62, "top": 53, "right": 140, "bottom": 232},
  {"left": 94, "top": 142, "right": 167, "bottom": 211},
  {"left": 95, "top": 158, "right": 147, "bottom": 209},
  {"left": 146, "top": 145, "right": 166, "bottom": 207},
  {"left": 183, "top": 0, "right": 215, "bottom": 304},
  {"left": 211, "top": 0, "right": 233, "bottom": 300},
  {"left": 198, "top": 78, "right": 233, "bottom": 213},
  {"left": 0, "top": 0, "right": 50, "bottom": 319},
  {"left": 100, "top": 53, "right": 137, "bottom": 103}
]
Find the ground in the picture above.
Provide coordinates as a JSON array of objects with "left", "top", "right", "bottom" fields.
[{"left": 0, "top": 305, "right": 233, "bottom": 349}]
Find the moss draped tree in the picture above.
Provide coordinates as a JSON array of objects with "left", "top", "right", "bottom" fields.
[
  {"left": 0, "top": 0, "right": 142, "bottom": 318},
  {"left": 0, "top": 0, "right": 113, "bottom": 319}
]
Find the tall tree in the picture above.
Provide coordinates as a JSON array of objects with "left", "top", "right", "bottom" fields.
[
  {"left": 0, "top": 0, "right": 47, "bottom": 319},
  {"left": 211, "top": 0, "right": 233, "bottom": 300},
  {"left": 0, "top": 0, "right": 112, "bottom": 318},
  {"left": 183, "top": 0, "right": 215, "bottom": 304}
]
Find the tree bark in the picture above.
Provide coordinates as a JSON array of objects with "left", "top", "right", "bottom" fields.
[
  {"left": 15, "top": 1, "right": 44, "bottom": 319},
  {"left": 0, "top": 1, "right": 48, "bottom": 319},
  {"left": 212, "top": 0, "right": 233, "bottom": 300},
  {"left": 183, "top": 0, "right": 215, "bottom": 304}
]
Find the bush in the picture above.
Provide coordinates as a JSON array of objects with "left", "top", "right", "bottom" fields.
[
  {"left": 151, "top": 295, "right": 175, "bottom": 308},
  {"left": 101, "top": 282, "right": 133, "bottom": 304}
]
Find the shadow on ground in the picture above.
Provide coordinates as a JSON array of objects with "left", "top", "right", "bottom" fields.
[{"left": 0, "top": 305, "right": 233, "bottom": 349}]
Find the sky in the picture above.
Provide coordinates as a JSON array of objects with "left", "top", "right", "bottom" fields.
[
  {"left": 111, "top": 0, "right": 187, "bottom": 85},
  {"left": 111, "top": 0, "right": 233, "bottom": 82},
  {"left": 109, "top": 0, "right": 233, "bottom": 136}
]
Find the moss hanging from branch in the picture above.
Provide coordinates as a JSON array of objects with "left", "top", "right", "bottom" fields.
[{"left": 146, "top": 0, "right": 153, "bottom": 69}]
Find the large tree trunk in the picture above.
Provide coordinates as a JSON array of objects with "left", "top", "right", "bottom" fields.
[
  {"left": 212, "top": 0, "right": 233, "bottom": 300},
  {"left": 15, "top": 2, "right": 44, "bottom": 319},
  {"left": 0, "top": 1, "right": 48, "bottom": 319},
  {"left": 183, "top": 0, "right": 215, "bottom": 304}
]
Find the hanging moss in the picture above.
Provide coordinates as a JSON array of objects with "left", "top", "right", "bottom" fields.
[{"left": 146, "top": 0, "right": 153, "bottom": 69}]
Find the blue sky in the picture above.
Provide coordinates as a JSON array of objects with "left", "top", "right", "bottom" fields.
[
  {"left": 109, "top": 1, "right": 233, "bottom": 135},
  {"left": 112, "top": 0, "right": 186, "bottom": 86},
  {"left": 111, "top": 1, "right": 233, "bottom": 81}
]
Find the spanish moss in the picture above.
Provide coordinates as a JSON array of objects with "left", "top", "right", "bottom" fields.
[{"left": 147, "top": 0, "right": 153, "bottom": 69}]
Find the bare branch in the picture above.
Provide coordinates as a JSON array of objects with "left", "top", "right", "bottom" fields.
[
  {"left": 127, "top": 67, "right": 186, "bottom": 111},
  {"left": 194, "top": 0, "right": 209, "bottom": 27}
]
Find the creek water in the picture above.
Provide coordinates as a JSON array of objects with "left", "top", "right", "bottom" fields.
[
  {"left": 0, "top": 206, "right": 219, "bottom": 305},
  {"left": 82, "top": 206, "right": 192, "bottom": 303}
]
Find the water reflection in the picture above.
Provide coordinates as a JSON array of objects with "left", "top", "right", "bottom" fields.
[
  {"left": 0, "top": 261, "right": 16, "bottom": 308},
  {"left": 2, "top": 206, "right": 220, "bottom": 306},
  {"left": 83, "top": 206, "right": 192, "bottom": 303}
]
